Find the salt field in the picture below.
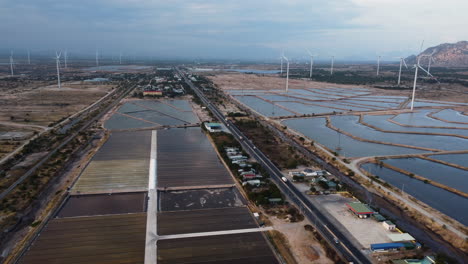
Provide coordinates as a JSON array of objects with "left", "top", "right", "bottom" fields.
[
  {"left": 227, "top": 85, "right": 468, "bottom": 225},
  {"left": 283, "top": 117, "right": 426, "bottom": 157},
  {"left": 105, "top": 99, "right": 199, "bottom": 130},
  {"left": 361, "top": 164, "right": 468, "bottom": 226}
]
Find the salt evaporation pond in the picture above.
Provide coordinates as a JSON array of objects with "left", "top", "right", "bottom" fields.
[
  {"left": 275, "top": 102, "right": 342, "bottom": 115},
  {"left": 331, "top": 115, "right": 468, "bottom": 151},
  {"left": 234, "top": 96, "right": 293, "bottom": 117},
  {"left": 282, "top": 118, "right": 426, "bottom": 157},
  {"left": 428, "top": 153, "right": 468, "bottom": 168},
  {"left": 362, "top": 115, "right": 468, "bottom": 137},
  {"left": 392, "top": 110, "right": 468, "bottom": 128},
  {"left": 361, "top": 163, "right": 468, "bottom": 226},
  {"left": 383, "top": 158, "right": 468, "bottom": 193},
  {"left": 104, "top": 100, "right": 198, "bottom": 129},
  {"left": 433, "top": 109, "right": 468, "bottom": 123}
]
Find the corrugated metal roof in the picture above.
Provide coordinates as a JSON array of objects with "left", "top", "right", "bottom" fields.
[
  {"left": 371, "top": 242, "right": 405, "bottom": 250},
  {"left": 346, "top": 202, "right": 373, "bottom": 214}
]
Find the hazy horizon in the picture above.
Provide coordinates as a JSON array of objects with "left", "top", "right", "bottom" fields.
[{"left": 1, "top": 0, "right": 468, "bottom": 61}]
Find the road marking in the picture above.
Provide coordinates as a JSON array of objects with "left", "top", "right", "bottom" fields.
[
  {"left": 145, "top": 130, "right": 157, "bottom": 264},
  {"left": 158, "top": 227, "right": 273, "bottom": 240}
]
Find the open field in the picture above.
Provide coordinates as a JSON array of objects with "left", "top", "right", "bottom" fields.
[
  {"left": 57, "top": 192, "right": 147, "bottom": 218},
  {"left": 159, "top": 188, "right": 245, "bottom": 211},
  {"left": 73, "top": 130, "right": 151, "bottom": 193},
  {"left": 0, "top": 81, "right": 112, "bottom": 126},
  {"left": 158, "top": 207, "right": 256, "bottom": 235},
  {"left": 19, "top": 213, "right": 146, "bottom": 264},
  {"left": 157, "top": 127, "right": 232, "bottom": 188},
  {"left": 157, "top": 232, "right": 279, "bottom": 264}
]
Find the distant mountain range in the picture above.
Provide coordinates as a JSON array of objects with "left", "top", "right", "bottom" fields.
[{"left": 406, "top": 41, "right": 468, "bottom": 67}]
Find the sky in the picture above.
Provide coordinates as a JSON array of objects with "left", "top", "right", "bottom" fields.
[{"left": 1, "top": 0, "right": 467, "bottom": 61}]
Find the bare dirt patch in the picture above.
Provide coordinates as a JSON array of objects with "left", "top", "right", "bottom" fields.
[{"left": 268, "top": 217, "right": 333, "bottom": 264}]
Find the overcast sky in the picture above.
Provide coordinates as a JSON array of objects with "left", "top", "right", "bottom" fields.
[{"left": 1, "top": 0, "right": 467, "bottom": 61}]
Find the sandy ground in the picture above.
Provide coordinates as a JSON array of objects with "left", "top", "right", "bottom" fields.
[{"left": 268, "top": 217, "right": 333, "bottom": 264}]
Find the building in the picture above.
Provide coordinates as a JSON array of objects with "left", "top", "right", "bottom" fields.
[
  {"left": 388, "top": 233, "right": 415, "bottom": 242},
  {"left": 302, "top": 168, "right": 315, "bottom": 176},
  {"left": 371, "top": 242, "right": 405, "bottom": 252},
  {"left": 382, "top": 220, "right": 396, "bottom": 231},
  {"left": 392, "top": 256, "right": 435, "bottom": 264},
  {"left": 242, "top": 173, "right": 257, "bottom": 180},
  {"left": 346, "top": 202, "right": 374, "bottom": 218},
  {"left": 326, "top": 181, "right": 337, "bottom": 191},
  {"left": 302, "top": 169, "right": 330, "bottom": 177},
  {"left": 204, "top": 122, "right": 222, "bottom": 133},
  {"left": 243, "top": 180, "right": 261, "bottom": 186}
]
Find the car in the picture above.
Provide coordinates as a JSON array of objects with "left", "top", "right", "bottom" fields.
[
  {"left": 334, "top": 238, "right": 339, "bottom": 244},
  {"left": 281, "top": 177, "right": 288, "bottom": 182}
]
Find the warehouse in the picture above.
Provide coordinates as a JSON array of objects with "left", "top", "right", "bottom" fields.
[{"left": 346, "top": 202, "right": 374, "bottom": 218}]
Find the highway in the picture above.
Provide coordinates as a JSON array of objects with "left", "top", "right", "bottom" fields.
[{"left": 176, "top": 67, "right": 371, "bottom": 264}]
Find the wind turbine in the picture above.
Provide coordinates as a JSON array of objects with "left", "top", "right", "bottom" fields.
[
  {"left": 376, "top": 55, "right": 381, "bottom": 76},
  {"left": 282, "top": 55, "right": 290, "bottom": 92},
  {"left": 330, "top": 56, "right": 335, "bottom": 75},
  {"left": 306, "top": 49, "right": 316, "bottom": 79},
  {"left": 9, "top": 51, "right": 14, "bottom": 76},
  {"left": 55, "top": 51, "right": 62, "bottom": 89},
  {"left": 27, "top": 49, "right": 31, "bottom": 65},
  {"left": 410, "top": 52, "right": 438, "bottom": 111},
  {"left": 119, "top": 51, "right": 122, "bottom": 65},
  {"left": 397, "top": 57, "right": 408, "bottom": 86}
]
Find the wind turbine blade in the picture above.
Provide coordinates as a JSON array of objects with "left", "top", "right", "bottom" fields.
[
  {"left": 403, "top": 59, "right": 408, "bottom": 69},
  {"left": 417, "top": 65, "right": 440, "bottom": 83},
  {"left": 306, "top": 49, "right": 312, "bottom": 56}
]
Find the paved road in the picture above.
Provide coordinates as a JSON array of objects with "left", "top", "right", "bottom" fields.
[
  {"left": 177, "top": 67, "right": 371, "bottom": 264},
  {"left": 145, "top": 130, "right": 158, "bottom": 264},
  {"left": 158, "top": 227, "right": 274, "bottom": 240}
]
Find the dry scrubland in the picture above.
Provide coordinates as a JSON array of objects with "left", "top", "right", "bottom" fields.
[{"left": 0, "top": 82, "right": 112, "bottom": 126}]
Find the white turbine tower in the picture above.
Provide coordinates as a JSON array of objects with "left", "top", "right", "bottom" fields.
[
  {"left": 410, "top": 52, "right": 438, "bottom": 111},
  {"left": 306, "top": 49, "right": 315, "bottom": 79},
  {"left": 9, "top": 51, "right": 14, "bottom": 76},
  {"left": 330, "top": 56, "right": 335, "bottom": 75},
  {"left": 27, "top": 49, "right": 31, "bottom": 65},
  {"left": 397, "top": 57, "right": 408, "bottom": 86},
  {"left": 119, "top": 51, "right": 122, "bottom": 65},
  {"left": 95, "top": 50, "right": 99, "bottom": 67},
  {"left": 282, "top": 55, "right": 290, "bottom": 92},
  {"left": 55, "top": 51, "right": 62, "bottom": 89},
  {"left": 376, "top": 55, "right": 381, "bottom": 76}
]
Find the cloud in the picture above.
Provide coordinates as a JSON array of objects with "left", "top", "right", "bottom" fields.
[{"left": 0, "top": 0, "right": 467, "bottom": 60}]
